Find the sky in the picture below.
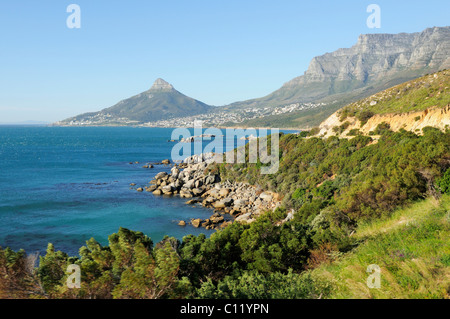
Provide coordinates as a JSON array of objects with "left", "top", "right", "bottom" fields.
[{"left": 0, "top": 0, "right": 449, "bottom": 123}]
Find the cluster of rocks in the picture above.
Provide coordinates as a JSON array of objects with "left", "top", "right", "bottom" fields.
[
  {"left": 144, "top": 154, "right": 281, "bottom": 228},
  {"left": 129, "top": 159, "right": 173, "bottom": 169}
]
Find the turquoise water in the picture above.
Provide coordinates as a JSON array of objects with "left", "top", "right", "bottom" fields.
[{"left": 0, "top": 126, "right": 297, "bottom": 256}]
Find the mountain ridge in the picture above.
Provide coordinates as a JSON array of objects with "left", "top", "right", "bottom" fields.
[{"left": 57, "top": 26, "right": 450, "bottom": 127}]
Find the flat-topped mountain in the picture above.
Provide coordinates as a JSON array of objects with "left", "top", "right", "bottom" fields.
[
  {"left": 57, "top": 79, "right": 213, "bottom": 126},
  {"left": 225, "top": 26, "right": 450, "bottom": 128}
]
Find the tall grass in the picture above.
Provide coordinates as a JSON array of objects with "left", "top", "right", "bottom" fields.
[{"left": 310, "top": 195, "right": 450, "bottom": 299}]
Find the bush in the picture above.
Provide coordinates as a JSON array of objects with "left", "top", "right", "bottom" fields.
[{"left": 436, "top": 168, "right": 450, "bottom": 194}]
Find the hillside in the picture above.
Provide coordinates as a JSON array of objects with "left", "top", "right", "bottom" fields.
[
  {"left": 226, "top": 26, "right": 450, "bottom": 128},
  {"left": 309, "top": 195, "right": 450, "bottom": 299},
  {"left": 56, "top": 79, "right": 213, "bottom": 126},
  {"left": 318, "top": 69, "right": 450, "bottom": 137}
]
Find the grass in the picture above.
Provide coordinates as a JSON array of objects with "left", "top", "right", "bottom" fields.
[
  {"left": 309, "top": 194, "right": 450, "bottom": 299},
  {"left": 340, "top": 70, "right": 450, "bottom": 120}
]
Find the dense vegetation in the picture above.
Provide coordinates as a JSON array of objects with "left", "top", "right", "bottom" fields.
[{"left": 1, "top": 128, "right": 449, "bottom": 299}]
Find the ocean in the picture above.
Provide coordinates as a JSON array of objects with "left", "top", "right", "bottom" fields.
[{"left": 0, "top": 126, "right": 297, "bottom": 256}]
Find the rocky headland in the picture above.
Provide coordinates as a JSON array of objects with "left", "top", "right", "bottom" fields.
[{"left": 136, "top": 153, "right": 281, "bottom": 230}]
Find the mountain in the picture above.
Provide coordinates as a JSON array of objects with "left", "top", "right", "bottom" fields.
[
  {"left": 317, "top": 69, "right": 450, "bottom": 138},
  {"left": 57, "top": 26, "right": 450, "bottom": 128},
  {"left": 56, "top": 79, "right": 213, "bottom": 126},
  {"left": 226, "top": 26, "right": 450, "bottom": 128}
]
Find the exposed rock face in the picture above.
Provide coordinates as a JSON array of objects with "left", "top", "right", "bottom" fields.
[
  {"left": 150, "top": 78, "right": 174, "bottom": 91},
  {"left": 318, "top": 70, "right": 450, "bottom": 138},
  {"left": 227, "top": 26, "right": 450, "bottom": 109},
  {"left": 319, "top": 105, "right": 450, "bottom": 139}
]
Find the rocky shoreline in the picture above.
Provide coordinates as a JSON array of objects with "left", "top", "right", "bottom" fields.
[{"left": 134, "top": 153, "right": 281, "bottom": 230}]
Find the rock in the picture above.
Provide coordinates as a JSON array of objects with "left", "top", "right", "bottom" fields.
[
  {"left": 212, "top": 201, "right": 226, "bottom": 209},
  {"left": 146, "top": 185, "right": 157, "bottom": 192},
  {"left": 186, "top": 199, "right": 200, "bottom": 205},
  {"left": 233, "top": 199, "right": 248, "bottom": 208},
  {"left": 260, "top": 192, "right": 273, "bottom": 202},
  {"left": 171, "top": 167, "right": 180, "bottom": 179},
  {"left": 219, "top": 188, "right": 230, "bottom": 198},
  {"left": 220, "top": 221, "right": 232, "bottom": 229},
  {"left": 184, "top": 179, "right": 195, "bottom": 189},
  {"left": 161, "top": 185, "right": 174, "bottom": 195},
  {"left": 180, "top": 190, "right": 193, "bottom": 198},
  {"left": 130, "top": 183, "right": 136, "bottom": 186},
  {"left": 223, "top": 198, "right": 233, "bottom": 207},
  {"left": 192, "top": 188, "right": 205, "bottom": 196},
  {"left": 152, "top": 189, "right": 162, "bottom": 195},
  {"left": 194, "top": 180, "right": 203, "bottom": 188},
  {"left": 155, "top": 172, "right": 168, "bottom": 180},
  {"left": 210, "top": 214, "right": 224, "bottom": 224},
  {"left": 161, "top": 159, "right": 171, "bottom": 165},
  {"left": 178, "top": 220, "right": 186, "bottom": 226},
  {"left": 191, "top": 219, "right": 202, "bottom": 228},
  {"left": 136, "top": 188, "right": 144, "bottom": 192},
  {"left": 201, "top": 220, "right": 211, "bottom": 228},
  {"left": 235, "top": 212, "right": 252, "bottom": 223}
]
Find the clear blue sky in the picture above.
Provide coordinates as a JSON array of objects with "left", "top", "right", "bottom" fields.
[{"left": 0, "top": 0, "right": 448, "bottom": 122}]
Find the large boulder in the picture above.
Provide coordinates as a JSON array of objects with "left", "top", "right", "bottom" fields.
[
  {"left": 191, "top": 218, "right": 202, "bottom": 228},
  {"left": 161, "top": 185, "right": 174, "bottom": 195},
  {"left": 223, "top": 198, "right": 233, "bottom": 207},
  {"left": 192, "top": 188, "right": 205, "bottom": 197},
  {"left": 212, "top": 201, "right": 226, "bottom": 209},
  {"left": 155, "top": 172, "right": 168, "bottom": 180},
  {"left": 260, "top": 192, "right": 273, "bottom": 202},
  {"left": 219, "top": 188, "right": 230, "bottom": 198}
]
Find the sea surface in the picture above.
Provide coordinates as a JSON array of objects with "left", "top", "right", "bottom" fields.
[{"left": 0, "top": 126, "right": 297, "bottom": 256}]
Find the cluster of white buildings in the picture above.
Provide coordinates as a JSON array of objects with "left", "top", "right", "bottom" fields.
[{"left": 143, "top": 102, "right": 326, "bottom": 128}]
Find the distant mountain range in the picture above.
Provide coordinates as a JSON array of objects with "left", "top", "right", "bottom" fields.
[{"left": 56, "top": 26, "right": 450, "bottom": 128}]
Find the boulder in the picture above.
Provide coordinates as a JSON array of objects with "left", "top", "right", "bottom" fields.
[
  {"left": 210, "top": 214, "right": 224, "bottom": 224},
  {"left": 152, "top": 189, "right": 162, "bottom": 195},
  {"left": 219, "top": 188, "right": 230, "bottom": 198},
  {"left": 260, "top": 192, "right": 273, "bottom": 202},
  {"left": 212, "top": 201, "right": 226, "bottom": 209},
  {"left": 136, "top": 188, "right": 144, "bottom": 192},
  {"left": 235, "top": 212, "right": 252, "bottom": 223},
  {"left": 223, "top": 198, "right": 233, "bottom": 207},
  {"left": 178, "top": 220, "right": 186, "bottom": 226},
  {"left": 146, "top": 185, "right": 157, "bottom": 192},
  {"left": 161, "top": 159, "right": 171, "bottom": 165},
  {"left": 192, "top": 188, "right": 205, "bottom": 196},
  {"left": 184, "top": 179, "right": 195, "bottom": 189},
  {"left": 161, "top": 185, "right": 174, "bottom": 195},
  {"left": 191, "top": 219, "right": 202, "bottom": 228},
  {"left": 233, "top": 199, "right": 248, "bottom": 208},
  {"left": 155, "top": 172, "right": 168, "bottom": 180}
]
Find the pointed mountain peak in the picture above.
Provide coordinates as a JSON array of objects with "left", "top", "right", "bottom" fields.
[{"left": 150, "top": 78, "right": 174, "bottom": 91}]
